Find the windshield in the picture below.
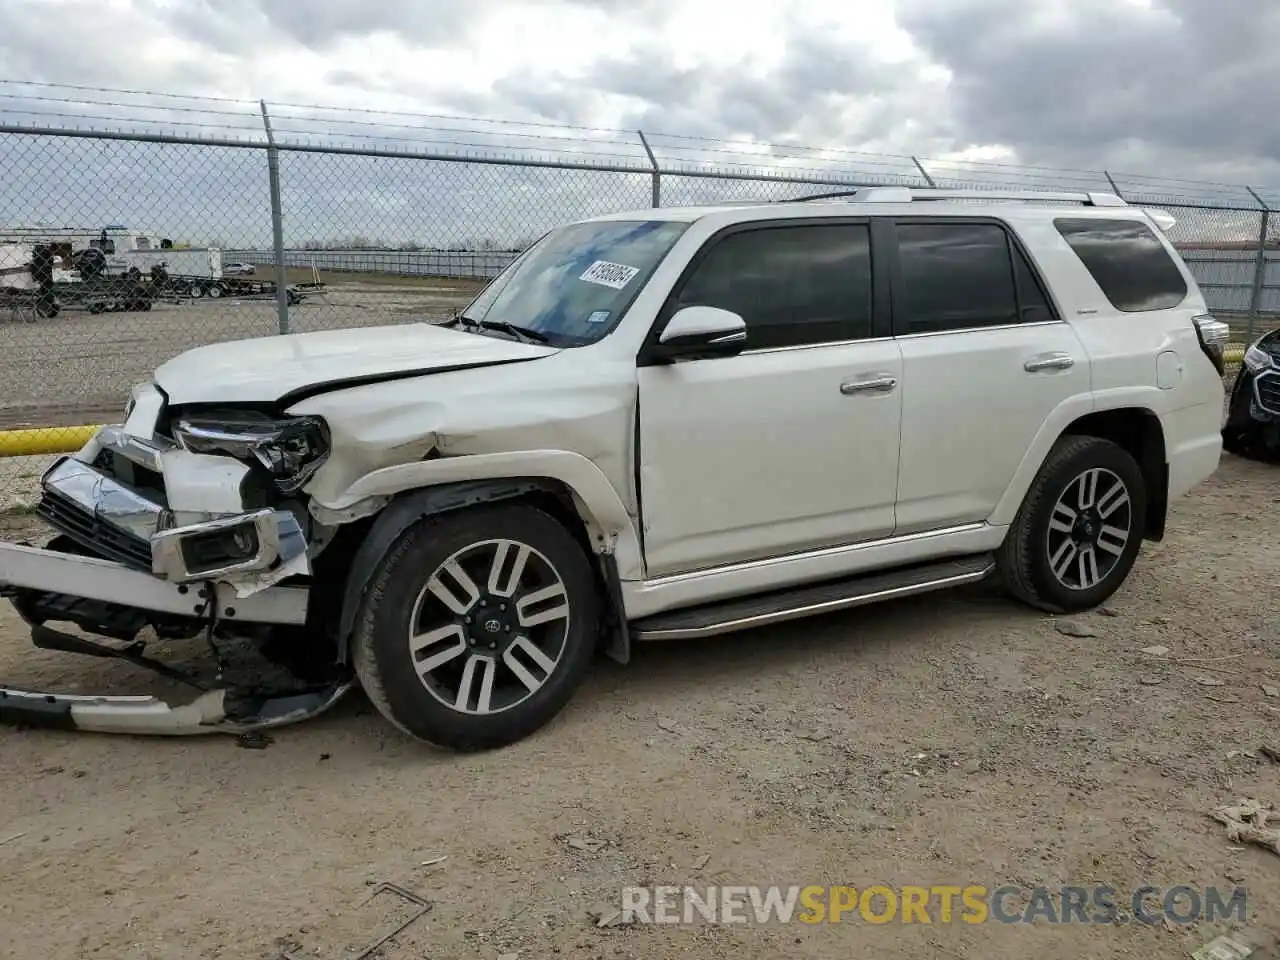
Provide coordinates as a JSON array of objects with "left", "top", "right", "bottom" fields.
[{"left": 459, "top": 218, "right": 690, "bottom": 346}]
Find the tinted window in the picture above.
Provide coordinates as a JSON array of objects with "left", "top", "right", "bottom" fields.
[
  {"left": 673, "top": 223, "right": 873, "bottom": 349},
  {"left": 894, "top": 222, "right": 1022, "bottom": 334},
  {"left": 1054, "top": 218, "right": 1187, "bottom": 312},
  {"left": 1012, "top": 241, "right": 1054, "bottom": 324},
  {"left": 461, "top": 219, "right": 690, "bottom": 347}
]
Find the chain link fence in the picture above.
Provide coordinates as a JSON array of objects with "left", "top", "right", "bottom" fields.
[{"left": 0, "top": 111, "right": 1277, "bottom": 505}]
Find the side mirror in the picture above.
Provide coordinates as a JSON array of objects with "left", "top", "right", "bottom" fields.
[{"left": 652, "top": 305, "right": 748, "bottom": 362}]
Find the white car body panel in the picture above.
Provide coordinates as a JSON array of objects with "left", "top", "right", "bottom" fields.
[
  {"left": 636, "top": 339, "right": 904, "bottom": 577},
  {"left": 892, "top": 320, "right": 1092, "bottom": 534},
  {"left": 153, "top": 322, "right": 559, "bottom": 405}
]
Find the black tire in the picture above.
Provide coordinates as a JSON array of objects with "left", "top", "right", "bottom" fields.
[
  {"left": 352, "top": 503, "right": 600, "bottom": 751},
  {"left": 996, "top": 435, "right": 1148, "bottom": 614}
]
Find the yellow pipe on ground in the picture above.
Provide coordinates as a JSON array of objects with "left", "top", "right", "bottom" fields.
[{"left": 0, "top": 425, "right": 102, "bottom": 458}]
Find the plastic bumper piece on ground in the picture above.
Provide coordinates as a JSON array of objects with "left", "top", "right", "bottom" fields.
[
  {"left": 0, "top": 683, "right": 354, "bottom": 735},
  {"left": 0, "top": 540, "right": 340, "bottom": 735}
]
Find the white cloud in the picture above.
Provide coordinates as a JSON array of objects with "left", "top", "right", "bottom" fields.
[{"left": 0, "top": 0, "right": 1276, "bottom": 249}]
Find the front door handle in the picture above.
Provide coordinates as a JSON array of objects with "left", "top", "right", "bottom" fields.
[
  {"left": 1024, "top": 353, "right": 1075, "bottom": 373},
  {"left": 840, "top": 375, "right": 898, "bottom": 396}
]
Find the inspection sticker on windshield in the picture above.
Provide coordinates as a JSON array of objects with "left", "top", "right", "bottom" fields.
[
  {"left": 579, "top": 260, "right": 639, "bottom": 290},
  {"left": 586, "top": 310, "right": 610, "bottom": 324}
]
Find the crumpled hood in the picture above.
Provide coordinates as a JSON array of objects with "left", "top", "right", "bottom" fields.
[{"left": 153, "top": 322, "right": 559, "bottom": 406}]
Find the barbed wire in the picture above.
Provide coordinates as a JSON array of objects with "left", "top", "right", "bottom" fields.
[{"left": 0, "top": 78, "right": 1276, "bottom": 207}]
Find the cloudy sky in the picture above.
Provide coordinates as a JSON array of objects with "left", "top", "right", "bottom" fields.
[{"left": 0, "top": 0, "right": 1277, "bottom": 247}]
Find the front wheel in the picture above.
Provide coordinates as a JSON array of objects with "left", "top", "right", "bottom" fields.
[
  {"left": 996, "top": 435, "right": 1147, "bottom": 614},
  {"left": 352, "top": 504, "right": 601, "bottom": 751}
]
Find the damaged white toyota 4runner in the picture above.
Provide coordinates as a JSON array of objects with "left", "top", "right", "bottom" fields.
[{"left": 0, "top": 188, "right": 1229, "bottom": 750}]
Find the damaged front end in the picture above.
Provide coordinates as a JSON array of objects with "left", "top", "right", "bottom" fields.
[
  {"left": 1223, "top": 328, "right": 1280, "bottom": 463},
  {"left": 0, "top": 383, "right": 354, "bottom": 736}
]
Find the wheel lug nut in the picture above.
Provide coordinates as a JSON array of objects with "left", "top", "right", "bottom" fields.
[
  {"left": 464, "top": 616, "right": 472, "bottom": 624},
  {"left": 505, "top": 626, "right": 511, "bottom": 633},
  {"left": 489, "top": 642, "right": 497, "bottom": 649},
  {"left": 499, "top": 603, "right": 506, "bottom": 611}
]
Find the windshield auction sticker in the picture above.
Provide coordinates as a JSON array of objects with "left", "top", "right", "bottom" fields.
[{"left": 579, "top": 260, "right": 640, "bottom": 290}]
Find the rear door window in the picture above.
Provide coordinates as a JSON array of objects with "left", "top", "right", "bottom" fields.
[{"left": 892, "top": 222, "right": 1053, "bottom": 334}]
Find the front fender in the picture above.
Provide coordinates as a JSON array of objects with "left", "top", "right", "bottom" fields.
[
  {"left": 314, "top": 450, "right": 641, "bottom": 573},
  {"left": 317, "top": 451, "right": 644, "bottom": 661}
]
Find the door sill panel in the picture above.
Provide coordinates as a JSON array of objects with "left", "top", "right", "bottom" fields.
[
  {"left": 621, "top": 522, "right": 1007, "bottom": 619},
  {"left": 629, "top": 553, "right": 995, "bottom": 641}
]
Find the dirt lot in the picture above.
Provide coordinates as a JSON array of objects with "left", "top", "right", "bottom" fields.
[
  {"left": 0, "top": 452, "right": 1277, "bottom": 959},
  {"left": 0, "top": 272, "right": 484, "bottom": 430}
]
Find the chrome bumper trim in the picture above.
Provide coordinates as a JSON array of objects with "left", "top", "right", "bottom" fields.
[
  {"left": 40, "top": 453, "right": 310, "bottom": 586},
  {"left": 151, "top": 508, "right": 309, "bottom": 583}
]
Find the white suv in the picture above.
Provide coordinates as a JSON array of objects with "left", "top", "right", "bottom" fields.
[{"left": 0, "top": 187, "right": 1229, "bottom": 750}]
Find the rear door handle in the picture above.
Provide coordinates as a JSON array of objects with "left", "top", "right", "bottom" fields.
[
  {"left": 1024, "top": 353, "right": 1075, "bottom": 373},
  {"left": 840, "top": 375, "right": 898, "bottom": 396}
]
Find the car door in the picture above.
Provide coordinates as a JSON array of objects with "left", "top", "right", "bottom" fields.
[
  {"left": 887, "top": 217, "right": 1092, "bottom": 534},
  {"left": 635, "top": 218, "right": 904, "bottom": 579}
]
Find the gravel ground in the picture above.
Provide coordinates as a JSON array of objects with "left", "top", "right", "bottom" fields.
[{"left": 0, "top": 453, "right": 1278, "bottom": 959}]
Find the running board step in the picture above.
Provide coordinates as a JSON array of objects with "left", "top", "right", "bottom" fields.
[{"left": 629, "top": 553, "right": 996, "bottom": 642}]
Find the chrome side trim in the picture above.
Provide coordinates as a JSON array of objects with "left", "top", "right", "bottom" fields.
[
  {"left": 642, "top": 522, "right": 987, "bottom": 588},
  {"left": 893, "top": 319, "right": 1065, "bottom": 342},
  {"left": 741, "top": 335, "right": 895, "bottom": 355},
  {"left": 632, "top": 561, "right": 995, "bottom": 641}
]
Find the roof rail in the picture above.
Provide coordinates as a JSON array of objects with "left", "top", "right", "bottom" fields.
[{"left": 788, "top": 187, "right": 1129, "bottom": 207}]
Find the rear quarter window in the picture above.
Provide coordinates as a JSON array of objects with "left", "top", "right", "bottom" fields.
[{"left": 1053, "top": 217, "right": 1188, "bottom": 312}]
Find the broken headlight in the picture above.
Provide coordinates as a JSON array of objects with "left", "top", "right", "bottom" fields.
[
  {"left": 171, "top": 412, "right": 330, "bottom": 494},
  {"left": 1244, "top": 341, "right": 1277, "bottom": 374}
]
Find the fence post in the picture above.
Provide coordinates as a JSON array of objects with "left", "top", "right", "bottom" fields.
[
  {"left": 259, "top": 100, "right": 291, "bottom": 335},
  {"left": 637, "top": 130, "right": 660, "bottom": 207},
  {"left": 1245, "top": 186, "right": 1270, "bottom": 344},
  {"left": 912, "top": 156, "right": 935, "bottom": 187}
]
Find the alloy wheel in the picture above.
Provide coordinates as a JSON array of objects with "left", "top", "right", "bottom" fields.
[
  {"left": 1045, "top": 466, "right": 1133, "bottom": 591},
  {"left": 407, "top": 538, "right": 571, "bottom": 715}
]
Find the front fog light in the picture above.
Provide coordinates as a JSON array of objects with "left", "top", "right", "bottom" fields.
[{"left": 180, "top": 522, "right": 261, "bottom": 577}]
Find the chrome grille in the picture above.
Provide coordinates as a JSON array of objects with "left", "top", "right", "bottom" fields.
[
  {"left": 1256, "top": 371, "right": 1280, "bottom": 416},
  {"left": 36, "top": 486, "right": 153, "bottom": 571}
]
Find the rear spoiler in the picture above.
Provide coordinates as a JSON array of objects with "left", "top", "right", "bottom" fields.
[{"left": 1140, "top": 208, "right": 1177, "bottom": 232}]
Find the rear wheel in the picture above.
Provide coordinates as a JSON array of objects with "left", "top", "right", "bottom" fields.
[
  {"left": 997, "top": 435, "right": 1147, "bottom": 613},
  {"left": 352, "top": 504, "right": 600, "bottom": 751}
]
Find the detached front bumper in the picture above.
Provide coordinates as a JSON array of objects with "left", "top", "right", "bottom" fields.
[
  {"left": 40, "top": 433, "right": 311, "bottom": 597},
  {"left": 0, "top": 398, "right": 346, "bottom": 737}
]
